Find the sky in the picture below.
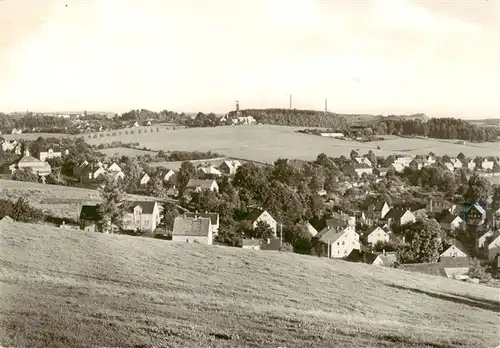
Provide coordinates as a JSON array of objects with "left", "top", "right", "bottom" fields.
[{"left": 0, "top": 0, "right": 499, "bottom": 118}]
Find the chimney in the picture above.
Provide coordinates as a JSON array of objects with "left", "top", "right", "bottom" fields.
[{"left": 195, "top": 210, "right": 198, "bottom": 218}]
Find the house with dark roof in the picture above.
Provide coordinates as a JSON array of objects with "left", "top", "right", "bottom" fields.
[
  {"left": 185, "top": 211, "right": 219, "bottom": 235},
  {"left": 366, "top": 226, "right": 390, "bottom": 246},
  {"left": 172, "top": 215, "right": 212, "bottom": 244},
  {"left": 122, "top": 201, "right": 161, "bottom": 232},
  {"left": 9, "top": 149, "right": 52, "bottom": 178},
  {"left": 79, "top": 205, "right": 102, "bottom": 232},
  {"left": 464, "top": 203, "right": 486, "bottom": 226},
  {"left": 185, "top": 179, "right": 219, "bottom": 193},
  {"left": 314, "top": 225, "right": 360, "bottom": 259},
  {"left": 373, "top": 167, "right": 389, "bottom": 177},
  {"left": 345, "top": 249, "right": 398, "bottom": 267},
  {"left": 408, "top": 158, "right": 425, "bottom": 170},
  {"left": 367, "top": 202, "right": 391, "bottom": 221},
  {"left": 438, "top": 213, "right": 463, "bottom": 232},
  {"left": 343, "top": 162, "right": 373, "bottom": 177},
  {"left": 219, "top": 160, "right": 242, "bottom": 175},
  {"left": 246, "top": 208, "right": 278, "bottom": 236},
  {"left": 381, "top": 208, "right": 416, "bottom": 229},
  {"left": 439, "top": 257, "right": 471, "bottom": 279},
  {"left": 241, "top": 238, "right": 261, "bottom": 250}
]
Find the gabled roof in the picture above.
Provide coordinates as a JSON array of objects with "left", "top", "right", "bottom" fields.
[
  {"left": 242, "top": 239, "right": 261, "bottom": 247},
  {"left": 368, "top": 226, "right": 388, "bottom": 236},
  {"left": 379, "top": 252, "right": 398, "bottom": 267},
  {"left": 345, "top": 249, "right": 379, "bottom": 264},
  {"left": 304, "top": 222, "right": 318, "bottom": 237},
  {"left": 185, "top": 212, "right": 219, "bottom": 225},
  {"left": 315, "top": 226, "right": 354, "bottom": 244},
  {"left": 373, "top": 201, "right": 389, "bottom": 211},
  {"left": 80, "top": 205, "right": 101, "bottom": 221},
  {"left": 186, "top": 179, "right": 216, "bottom": 189},
  {"left": 246, "top": 208, "right": 268, "bottom": 222},
  {"left": 18, "top": 155, "right": 43, "bottom": 164},
  {"left": 439, "top": 212, "right": 462, "bottom": 224},
  {"left": 172, "top": 216, "right": 211, "bottom": 237},
  {"left": 384, "top": 208, "right": 411, "bottom": 221},
  {"left": 439, "top": 256, "right": 470, "bottom": 268},
  {"left": 350, "top": 162, "right": 372, "bottom": 169},
  {"left": 126, "top": 201, "right": 157, "bottom": 214},
  {"left": 467, "top": 203, "right": 486, "bottom": 216}
]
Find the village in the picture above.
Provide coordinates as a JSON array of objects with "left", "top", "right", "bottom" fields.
[{"left": 1, "top": 133, "right": 500, "bottom": 285}]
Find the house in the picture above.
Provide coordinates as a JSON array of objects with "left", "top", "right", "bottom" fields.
[
  {"left": 450, "top": 158, "right": 462, "bottom": 169},
  {"left": 439, "top": 257, "right": 471, "bottom": 279},
  {"left": 438, "top": 213, "right": 463, "bottom": 232},
  {"left": 382, "top": 208, "right": 416, "bottom": 229},
  {"left": 373, "top": 167, "right": 389, "bottom": 177},
  {"left": 107, "top": 162, "right": 122, "bottom": 173},
  {"left": 122, "top": 201, "right": 161, "bottom": 232},
  {"left": 390, "top": 163, "right": 405, "bottom": 173},
  {"left": 304, "top": 222, "right": 318, "bottom": 237},
  {"left": 315, "top": 226, "right": 360, "bottom": 259},
  {"left": 139, "top": 173, "right": 150, "bottom": 186},
  {"left": 366, "top": 226, "right": 390, "bottom": 246},
  {"left": 185, "top": 211, "right": 219, "bottom": 235},
  {"left": 9, "top": 149, "right": 52, "bottom": 177},
  {"left": 242, "top": 239, "right": 261, "bottom": 250},
  {"left": 346, "top": 250, "right": 397, "bottom": 267},
  {"left": 159, "top": 169, "right": 176, "bottom": 182},
  {"left": 426, "top": 199, "right": 455, "bottom": 214},
  {"left": 80, "top": 164, "right": 107, "bottom": 184},
  {"left": 476, "top": 230, "right": 494, "bottom": 254},
  {"left": 343, "top": 162, "right": 373, "bottom": 177},
  {"left": 354, "top": 157, "right": 372, "bottom": 167},
  {"left": 368, "top": 202, "right": 391, "bottom": 220},
  {"left": 219, "top": 160, "right": 242, "bottom": 175},
  {"left": 486, "top": 234, "right": 500, "bottom": 262},
  {"left": 172, "top": 215, "right": 212, "bottom": 244},
  {"left": 185, "top": 179, "right": 219, "bottom": 193},
  {"left": 438, "top": 162, "right": 455, "bottom": 172},
  {"left": 11, "top": 128, "right": 22, "bottom": 134},
  {"left": 464, "top": 159, "right": 476, "bottom": 171},
  {"left": 481, "top": 158, "right": 494, "bottom": 171},
  {"left": 320, "top": 132, "right": 344, "bottom": 138},
  {"left": 393, "top": 156, "right": 413, "bottom": 167},
  {"left": 1, "top": 139, "right": 16, "bottom": 152},
  {"left": 79, "top": 205, "right": 102, "bottom": 232},
  {"left": 464, "top": 203, "right": 486, "bottom": 225},
  {"left": 198, "top": 164, "right": 222, "bottom": 177},
  {"left": 440, "top": 244, "right": 468, "bottom": 258},
  {"left": 38, "top": 146, "right": 63, "bottom": 161},
  {"left": 408, "top": 158, "right": 425, "bottom": 170},
  {"left": 246, "top": 208, "right": 278, "bottom": 236}
]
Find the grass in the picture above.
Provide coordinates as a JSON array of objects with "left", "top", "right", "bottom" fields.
[
  {"left": 0, "top": 179, "right": 158, "bottom": 221},
  {"left": 1, "top": 221, "right": 499, "bottom": 348},
  {"left": 99, "top": 147, "right": 158, "bottom": 157},
  {"left": 83, "top": 125, "right": 500, "bottom": 163}
]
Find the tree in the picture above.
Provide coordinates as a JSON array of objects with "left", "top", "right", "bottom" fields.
[
  {"left": 8, "top": 197, "right": 44, "bottom": 223},
  {"left": 468, "top": 258, "right": 492, "bottom": 283},
  {"left": 11, "top": 168, "right": 39, "bottom": 182},
  {"left": 215, "top": 220, "right": 243, "bottom": 247},
  {"left": 399, "top": 218, "right": 443, "bottom": 263},
  {"left": 177, "top": 161, "right": 196, "bottom": 193},
  {"left": 252, "top": 220, "right": 275, "bottom": 241},
  {"left": 279, "top": 242, "right": 294, "bottom": 252},
  {"left": 146, "top": 177, "right": 167, "bottom": 198},
  {"left": 161, "top": 202, "right": 179, "bottom": 231},
  {"left": 366, "top": 150, "right": 377, "bottom": 167},
  {"left": 98, "top": 174, "right": 126, "bottom": 233},
  {"left": 465, "top": 174, "right": 492, "bottom": 203}
]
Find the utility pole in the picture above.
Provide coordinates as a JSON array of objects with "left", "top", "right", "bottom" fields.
[{"left": 280, "top": 222, "right": 283, "bottom": 247}]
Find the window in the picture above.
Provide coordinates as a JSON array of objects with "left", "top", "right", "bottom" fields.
[
  {"left": 337, "top": 242, "right": 340, "bottom": 246},
  {"left": 342, "top": 241, "right": 345, "bottom": 245}
]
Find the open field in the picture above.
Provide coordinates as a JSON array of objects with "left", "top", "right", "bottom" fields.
[
  {"left": 0, "top": 222, "right": 499, "bottom": 348},
  {"left": 0, "top": 179, "right": 158, "bottom": 221},
  {"left": 148, "top": 157, "right": 229, "bottom": 170},
  {"left": 84, "top": 125, "right": 500, "bottom": 163},
  {"left": 99, "top": 147, "right": 158, "bottom": 157},
  {"left": 1, "top": 132, "right": 69, "bottom": 140}
]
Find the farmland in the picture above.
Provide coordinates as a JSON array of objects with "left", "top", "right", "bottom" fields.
[
  {"left": 1, "top": 222, "right": 499, "bottom": 348},
  {"left": 83, "top": 125, "right": 500, "bottom": 163},
  {"left": 0, "top": 179, "right": 158, "bottom": 221},
  {"left": 99, "top": 147, "right": 158, "bottom": 158}
]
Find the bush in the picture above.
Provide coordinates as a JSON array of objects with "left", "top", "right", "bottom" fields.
[
  {"left": 468, "top": 258, "right": 492, "bottom": 283},
  {"left": 279, "top": 242, "right": 294, "bottom": 252},
  {"left": 99, "top": 133, "right": 104, "bottom": 137},
  {"left": 125, "top": 131, "right": 128, "bottom": 135},
  {"left": 93, "top": 134, "right": 97, "bottom": 138}
]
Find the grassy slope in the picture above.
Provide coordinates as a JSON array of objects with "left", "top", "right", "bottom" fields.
[
  {"left": 0, "top": 180, "right": 159, "bottom": 221},
  {"left": 1, "top": 222, "right": 499, "bottom": 348},
  {"left": 84, "top": 126, "right": 500, "bottom": 163}
]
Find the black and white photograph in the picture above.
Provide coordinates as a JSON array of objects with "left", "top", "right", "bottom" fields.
[{"left": 0, "top": 0, "right": 499, "bottom": 347}]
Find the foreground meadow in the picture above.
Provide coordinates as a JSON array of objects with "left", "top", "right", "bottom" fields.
[
  {"left": 0, "top": 179, "right": 158, "bottom": 221},
  {"left": 0, "top": 221, "right": 499, "bottom": 348},
  {"left": 84, "top": 125, "right": 500, "bottom": 163}
]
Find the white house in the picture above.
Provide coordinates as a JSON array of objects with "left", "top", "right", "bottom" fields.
[
  {"left": 122, "top": 201, "right": 161, "bottom": 232},
  {"left": 219, "top": 160, "right": 242, "bottom": 175},
  {"left": 487, "top": 234, "right": 500, "bottom": 262},
  {"left": 450, "top": 158, "right": 462, "bottom": 169},
  {"left": 172, "top": 215, "right": 212, "bottom": 245},
  {"left": 390, "top": 163, "right": 405, "bottom": 173},
  {"left": 481, "top": 159, "right": 494, "bottom": 171},
  {"left": 477, "top": 230, "right": 494, "bottom": 254},
  {"left": 184, "top": 211, "right": 219, "bottom": 236},
  {"left": 367, "top": 226, "right": 390, "bottom": 246},
  {"left": 465, "top": 159, "right": 476, "bottom": 170},
  {"left": 161, "top": 169, "right": 176, "bottom": 182},
  {"left": 393, "top": 156, "right": 413, "bottom": 167},
  {"left": 354, "top": 157, "right": 372, "bottom": 167},
  {"left": 315, "top": 226, "right": 360, "bottom": 259},
  {"left": 38, "top": 147, "right": 63, "bottom": 162},
  {"left": 440, "top": 244, "right": 468, "bottom": 258},
  {"left": 185, "top": 179, "right": 219, "bottom": 193},
  {"left": 439, "top": 213, "right": 463, "bottom": 232},
  {"left": 199, "top": 164, "right": 222, "bottom": 177},
  {"left": 139, "top": 173, "right": 150, "bottom": 186},
  {"left": 247, "top": 208, "right": 278, "bottom": 236}
]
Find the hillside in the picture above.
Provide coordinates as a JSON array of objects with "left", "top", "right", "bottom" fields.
[
  {"left": 0, "top": 179, "right": 160, "bottom": 221},
  {"left": 1, "top": 221, "right": 499, "bottom": 348},
  {"left": 227, "top": 108, "right": 430, "bottom": 128}
]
